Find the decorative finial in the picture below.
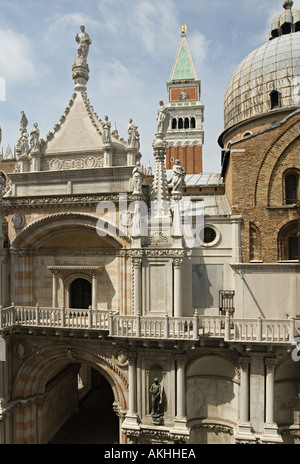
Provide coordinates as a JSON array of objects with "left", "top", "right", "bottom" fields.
[
  {"left": 181, "top": 24, "right": 187, "bottom": 36},
  {"left": 283, "top": 0, "right": 293, "bottom": 10}
]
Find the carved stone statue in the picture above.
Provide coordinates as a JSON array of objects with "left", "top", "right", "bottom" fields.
[
  {"left": 30, "top": 123, "right": 40, "bottom": 151},
  {"left": 171, "top": 160, "right": 186, "bottom": 195},
  {"left": 132, "top": 161, "right": 143, "bottom": 195},
  {"left": 102, "top": 116, "right": 111, "bottom": 144},
  {"left": 19, "top": 111, "right": 28, "bottom": 137},
  {"left": 150, "top": 378, "right": 161, "bottom": 418},
  {"left": 75, "top": 25, "right": 92, "bottom": 64},
  {"left": 19, "top": 133, "right": 29, "bottom": 157},
  {"left": 156, "top": 100, "right": 170, "bottom": 136},
  {"left": 127, "top": 118, "right": 140, "bottom": 151}
]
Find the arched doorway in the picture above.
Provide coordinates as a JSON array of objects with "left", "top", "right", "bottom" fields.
[
  {"left": 70, "top": 278, "right": 92, "bottom": 309},
  {"left": 49, "top": 367, "right": 119, "bottom": 444}
]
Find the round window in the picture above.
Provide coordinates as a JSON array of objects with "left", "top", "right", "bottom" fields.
[{"left": 199, "top": 226, "right": 218, "bottom": 245}]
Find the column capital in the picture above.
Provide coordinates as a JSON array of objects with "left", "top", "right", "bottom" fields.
[
  {"left": 265, "top": 358, "right": 277, "bottom": 370},
  {"left": 240, "top": 357, "right": 250, "bottom": 369},
  {"left": 173, "top": 258, "right": 183, "bottom": 268},
  {"left": 132, "top": 258, "right": 142, "bottom": 267}
]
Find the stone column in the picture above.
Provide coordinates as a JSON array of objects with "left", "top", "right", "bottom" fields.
[
  {"left": 262, "top": 358, "right": 282, "bottom": 442},
  {"left": 240, "top": 358, "right": 250, "bottom": 423},
  {"left": 128, "top": 355, "right": 135, "bottom": 414},
  {"left": 122, "top": 353, "right": 140, "bottom": 438},
  {"left": 236, "top": 357, "right": 255, "bottom": 442},
  {"left": 133, "top": 258, "right": 142, "bottom": 316},
  {"left": 176, "top": 356, "right": 185, "bottom": 418},
  {"left": 91, "top": 271, "right": 97, "bottom": 310},
  {"left": 265, "top": 359, "right": 276, "bottom": 424},
  {"left": 173, "top": 259, "right": 183, "bottom": 318},
  {"left": 170, "top": 356, "right": 189, "bottom": 441},
  {"left": 51, "top": 271, "right": 59, "bottom": 308}
]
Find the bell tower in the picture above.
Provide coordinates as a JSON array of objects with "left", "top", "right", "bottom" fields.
[{"left": 165, "top": 26, "right": 204, "bottom": 175}]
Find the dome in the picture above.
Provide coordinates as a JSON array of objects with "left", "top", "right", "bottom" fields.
[{"left": 224, "top": 5, "right": 300, "bottom": 131}]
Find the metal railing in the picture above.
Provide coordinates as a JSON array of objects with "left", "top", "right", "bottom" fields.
[{"left": 0, "top": 305, "right": 296, "bottom": 344}]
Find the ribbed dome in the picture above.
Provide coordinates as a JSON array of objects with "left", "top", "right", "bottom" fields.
[{"left": 224, "top": 31, "right": 300, "bottom": 130}]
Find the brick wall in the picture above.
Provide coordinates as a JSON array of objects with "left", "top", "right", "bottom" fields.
[{"left": 224, "top": 112, "right": 300, "bottom": 263}]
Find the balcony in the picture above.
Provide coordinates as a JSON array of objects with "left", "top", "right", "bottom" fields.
[{"left": 0, "top": 305, "right": 297, "bottom": 345}]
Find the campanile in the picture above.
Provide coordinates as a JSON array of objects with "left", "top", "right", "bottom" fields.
[{"left": 165, "top": 25, "right": 204, "bottom": 174}]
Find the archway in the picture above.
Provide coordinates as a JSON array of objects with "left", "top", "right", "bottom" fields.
[
  {"left": 12, "top": 344, "right": 129, "bottom": 444},
  {"left": 49, "top": 367, "right": 119, "bottom": 444},
  {"left": 70, "top": 278, "right": 92, "bottom": 309}
]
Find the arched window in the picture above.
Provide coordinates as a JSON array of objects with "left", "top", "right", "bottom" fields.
[
  {"left": 270, "top": 90, "right": 280, "bottom": 109},
  {"left": 178, "top": 118, "right": 183, "bottom": 129},
  {"left": 184, "top": 118, "right": 189, "bottom": 129},
  {"left": 278, "top": 221, "right": 299, "bottom": 261},
  {"left": 172, "top": 118, "right": 177, "bottom": 129},
  {"left": 191, "top": 117, "right": 196, "bottom": 129},
  {"left": 285, "top": 173, "right": 298, "bottom": 205},
  {"left": 296, "top": 21, "right": 300, "bottom": 32}
]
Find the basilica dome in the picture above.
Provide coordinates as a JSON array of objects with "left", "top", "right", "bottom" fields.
[{"left": 224, "top": 1, "right": 300, "bottom": 132}]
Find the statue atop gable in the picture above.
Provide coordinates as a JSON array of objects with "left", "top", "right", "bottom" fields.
[
  {"left": 75, "top": 25, "right": 92, "bottom": 65},
  {"left": 128, "top": 118, "right": 140, "bottom": 152},
  {"left": 30, "top": 123, "right": 40, "bottom": 152},
  {"left": 102, "top": 115, "right": 111, "bottom": 144}
]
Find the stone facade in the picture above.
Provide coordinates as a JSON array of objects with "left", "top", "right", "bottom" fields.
[{"left": 0, "top": 5, "right": 299, "bottom": 446}]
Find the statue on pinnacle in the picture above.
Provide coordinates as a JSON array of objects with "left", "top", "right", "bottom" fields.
[
  {"left": 72, "top": 26, "right": 91, "bottom": 91},
  {"left": 283, "top": 0, "right": 293, "bottom": 10},
  {"left": 75, "top": 25, "right": 92, "bottom": 65}
]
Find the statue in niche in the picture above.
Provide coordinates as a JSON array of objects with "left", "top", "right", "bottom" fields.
[
  {"left": 171, "top": 159, "right": 186, "bottom": 195},
  {"left": 127, "top": 118, "right": 140, "bottom": 152},
  {"left": 156, "top": 100, "right": 170, "bottom": 136},
  {"left": 132, "top": 160, "right": 143, "bottom": 195},
  {"left": 150, "top": 378, "right": 161, "bottom": 418},
  {"left": 30, "top": 123, "right": 40, "bottom": 151},
  {"left": 75, "top": 25, "right": 92, "bottom": 64},
  {"left": 102, "top": 115, "right": 111, "bottom": 144}
]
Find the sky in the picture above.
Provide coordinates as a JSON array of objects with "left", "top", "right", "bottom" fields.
[{"left": 0, "top": 0, "right": 298, "bottom": 174}]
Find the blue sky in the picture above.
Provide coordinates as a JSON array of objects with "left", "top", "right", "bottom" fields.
[{"left": 0, "top": 0, "right": 298, "bottom": 173}]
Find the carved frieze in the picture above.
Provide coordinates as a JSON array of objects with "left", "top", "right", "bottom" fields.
[{"left": 44, "top": 155, "right": 104, "bottom": 171}]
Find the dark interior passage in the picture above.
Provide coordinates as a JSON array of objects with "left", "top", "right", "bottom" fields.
[{"left": 49, "top": 371, "right": 119, "bottom": 444}]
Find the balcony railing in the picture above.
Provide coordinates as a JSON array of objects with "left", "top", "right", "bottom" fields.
[{"left": 0, "top": 305, "right": 296, "bottom": 344}]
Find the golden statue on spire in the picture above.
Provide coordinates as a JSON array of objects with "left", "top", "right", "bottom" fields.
[
  {"left": 181, "top": 24, "right": 187, "bottom": 35},
  {"left": 283, "top": 0, "right": 293, "bottom": 10}
]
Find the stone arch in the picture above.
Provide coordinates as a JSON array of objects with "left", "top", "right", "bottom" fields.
[
  {"left": 254, "top": 118, "right": 300, "bottom": 206},
  {"left": 11, "top": 343, "right": 128, "bottom": 443},
  {"left": 11, "top": 212, "right": 130, "bottom": 249}
]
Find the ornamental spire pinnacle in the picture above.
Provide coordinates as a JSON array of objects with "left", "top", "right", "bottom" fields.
[{"left": 283, "top": 0, "right": 293, "bottom": 10}]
